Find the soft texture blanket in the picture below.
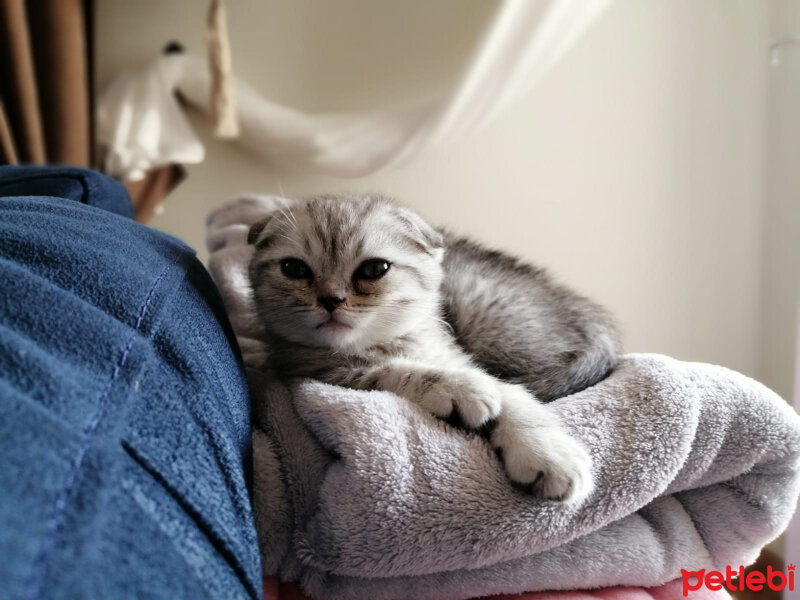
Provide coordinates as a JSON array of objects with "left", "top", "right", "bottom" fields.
[{"left": 207, "top": 195, "right": 800, "bottom": 600}]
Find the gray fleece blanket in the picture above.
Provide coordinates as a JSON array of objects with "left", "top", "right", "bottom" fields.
[{"left": 207, "top": 195, "right": 800, "bottom": 600}]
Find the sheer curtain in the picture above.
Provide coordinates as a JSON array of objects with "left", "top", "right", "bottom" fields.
[{"left": 98, "top": 0, "right": 612, "bottom": 180}]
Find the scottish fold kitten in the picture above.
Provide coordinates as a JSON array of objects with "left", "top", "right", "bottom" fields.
[{"left": 248, "top": 194, "right": 619, "bottom": 502}]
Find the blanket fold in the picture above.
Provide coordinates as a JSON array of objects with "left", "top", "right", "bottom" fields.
[{"left": 207, "top": 195, "right": 800, "bottom": 600}]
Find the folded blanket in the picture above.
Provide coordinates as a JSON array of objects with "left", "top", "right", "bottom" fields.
[{"left": 207, "top": 195, "right": 800, "bottom": 600}]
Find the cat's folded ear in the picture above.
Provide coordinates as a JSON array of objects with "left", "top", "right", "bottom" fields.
[
  {"left": 248, "top": 216, "right": 272, "bottom": 245},
  {"left": 229, "top": 195, "right": 295, "bottom": 245},
  {"left": 393, "top": 206, "right": 445, "bottom": 260}
]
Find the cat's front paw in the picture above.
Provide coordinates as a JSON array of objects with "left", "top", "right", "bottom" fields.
[
  {"left": 417, "top": 370, "right": 501, "bottom": 428},
  {"left": 493, "top": 423, "right": 593, "bottom": 503}
]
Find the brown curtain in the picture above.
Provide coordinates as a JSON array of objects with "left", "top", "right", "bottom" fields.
[
  {"left": 0, "top": 0, "right": 182, "bottom": 223},
  {"left": 0, "top": 0, "right": 90, "bottom": 166}
]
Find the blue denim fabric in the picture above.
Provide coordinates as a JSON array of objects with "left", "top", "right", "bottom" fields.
[{"left": 0, "top": 166, "right": 261, "bottom": 599}]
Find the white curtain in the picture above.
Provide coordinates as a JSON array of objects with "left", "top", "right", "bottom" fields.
[{"left": 97, "top": 0, "right": 612, "bottom": 180}]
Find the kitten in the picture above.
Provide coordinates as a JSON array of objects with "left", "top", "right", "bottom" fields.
[{"left": 248, "top": 193, "right": 619, "bottom": 502}]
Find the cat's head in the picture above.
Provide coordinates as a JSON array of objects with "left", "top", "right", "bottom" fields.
[{"left": 248, "top": 194, "right": 444, "bottom": 350}]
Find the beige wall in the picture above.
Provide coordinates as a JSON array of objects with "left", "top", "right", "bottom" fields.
[
  {"left": 760, "top": 0, "right": 800, "bottom": 401},
  {"left": 96, "top": 1, "right": 776, "bottom": 385}
]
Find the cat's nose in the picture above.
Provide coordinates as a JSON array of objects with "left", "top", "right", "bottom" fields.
[{"left": 318, "top": 295, "right": 345, "bottom": 312}]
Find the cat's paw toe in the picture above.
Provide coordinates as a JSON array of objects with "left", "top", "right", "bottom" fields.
[
  {"left": 417, "top": 387, "right": 457, "bottom": 419},
  {"left": 419, "top": 372, "right": 501, "bottom": 428},
  {"left": 452, "top": 373, "right": 501, "bottom": 427},
  {"left": 454, "top": 387, "right": 501, "bottom": 428},
  {"left": 497, "top": 431, "right": 593, "bottom": 504}
]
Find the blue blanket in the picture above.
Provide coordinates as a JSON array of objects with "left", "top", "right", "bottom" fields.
[{"left": 0, "top": 166, "right": 260, "bottom": 599}]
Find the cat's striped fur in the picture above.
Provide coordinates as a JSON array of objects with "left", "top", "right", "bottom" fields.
[{"left": 248, "top": 193, "right": 619, "bottom": 502}]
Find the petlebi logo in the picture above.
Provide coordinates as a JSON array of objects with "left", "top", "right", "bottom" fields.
[{"left": 681, "top": 564, "right": 795, "bottom": 596}]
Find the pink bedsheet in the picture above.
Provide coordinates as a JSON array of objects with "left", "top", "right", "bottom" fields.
[{"left": 262, "top": 577, "right": 732, "bottom": 600}]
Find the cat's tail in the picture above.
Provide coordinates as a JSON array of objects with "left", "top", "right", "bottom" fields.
[
  {"left": 554, "top": 308, "right": 620, "bottom": 399},
  {"left": 441, "top": 232, "right": 621, "bottom": 402},
  {"left": 496, "top": 299, "right": 621, "bottom": 403}
]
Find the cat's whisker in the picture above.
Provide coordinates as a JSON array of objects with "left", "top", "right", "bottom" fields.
[
  {"left": 433, "top": 317, "right": 455, "bottom": 335},
  {"left": 283, "top": 207, "right": 300, "bottom": 233},
  {"left": 277, "top": 207, "right": 295, "bottom": 230}
]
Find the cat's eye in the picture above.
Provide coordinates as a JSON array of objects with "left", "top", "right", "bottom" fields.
[
  {"left": 280, "top": 258, "right": 312, "bottom": 280},
  {"left": 355, "top": 259, "right": 391, "bottom": 281}
]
